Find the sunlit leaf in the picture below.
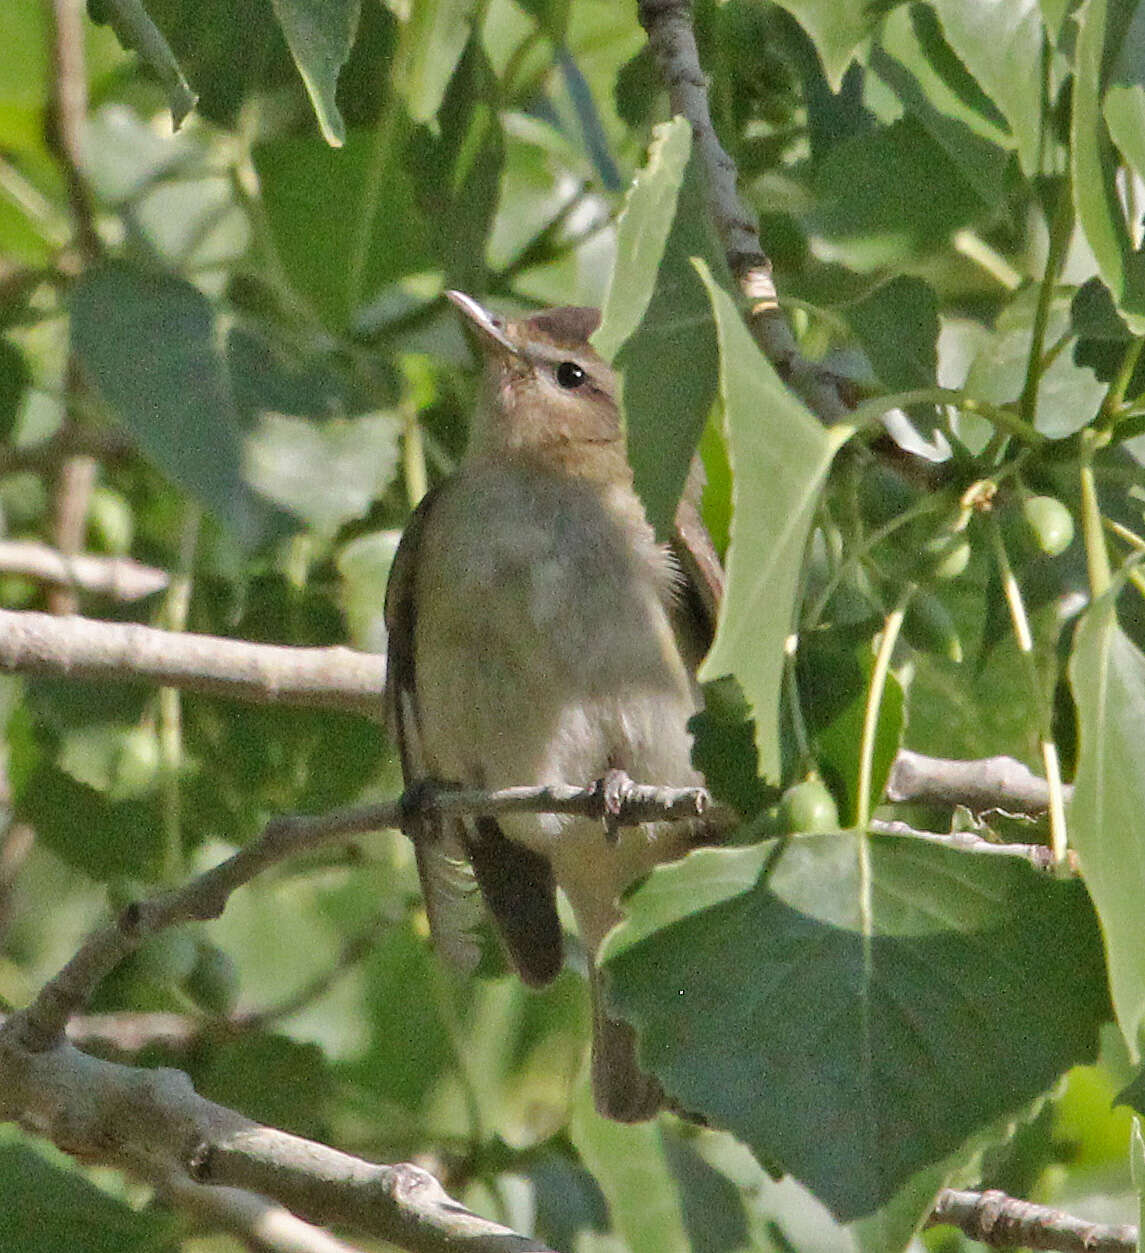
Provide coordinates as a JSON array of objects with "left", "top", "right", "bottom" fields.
[
  {"left": 594, "top": 117, "right": 726, "bottom": 538},
  {"left": 696, "top": 262, "right": 851, "bottom": 780},
  {"left": 1070, "top": 593, "right": 1145, "bottom": 1052}
]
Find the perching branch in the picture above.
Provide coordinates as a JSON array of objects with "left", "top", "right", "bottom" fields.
[
  {"left": 927, "top": 1187, "right": 1136, "bottom": 1252},
  {"left": 0, "top": 609, "right": 1065, "bottom": 818}
]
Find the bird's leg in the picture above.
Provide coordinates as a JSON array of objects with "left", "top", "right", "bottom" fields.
[{"left": 590, "top": 766, "right": 637, "bottom": 846}]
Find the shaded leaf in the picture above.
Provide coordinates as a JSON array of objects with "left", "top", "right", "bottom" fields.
[
  {"left": 569, "top": 1077, "right": 691, "bottom": 1253},
  {"left": 1071, "top": 0, "right": 1145, "bottom": 329},
  {"left": 269, "top": 0, "right": 360, "bottom": 145},
  {"left": 70, "top": 261, "right": 258, "bottom": 544},
  {"left": 771, "top": 0, "right": 881, "bottom": 89},
  {"left": 602, "top": 834, "right": 1109, "bottom": 1221},
  {"left": 254, "top": 132, "right": 433, "bottom": 328},
  {"left": 0, "top": 1134, "right": 176, "bottom": 1252},
  {"left": 89, "top": 0, "right": 197, "bottom": 127},
  {"left": 929, "top": 0, "right": 1043, "bottom": 174}
]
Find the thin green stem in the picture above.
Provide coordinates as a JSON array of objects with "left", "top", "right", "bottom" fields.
[
  {"left": 1019, "top": 180, "right": 1073, "bottom": 428},
  {"left": 856, "top": 587, "right": 910, "bottom": 831},
  {"left": 803, "top": 490, "right": 949, "bottom": 630},
  {"left": 848, "top": 387, "right": 1046, "bottom": 447},
  {"left": 987, "top": 514, "right": 1068, "bottom": 863},
  {"left": 1080, "top": 432, "right": 1113, "bottom": 598},
  {"left": 157, "top": 503, "right": 201, "bottom": 882}
]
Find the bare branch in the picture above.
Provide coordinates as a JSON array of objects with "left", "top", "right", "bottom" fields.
[
  {"left": 635, "top": 0, "right": 850, "bottom": 422},
  {"left": 928, "top": 1187, "right": 1136, "bottom": 1252},
  {"left": 0, "top": 541, "right": 168, "bottom": 601},
  {"left": 0, "top": 609, "right": 385, "bottom": 719},
  {"left": 0, "top": 1036, "right": 552, "bottom": 1252},
  {"left": 888, "top": 748, "right": 1067, "bottom": 815}
]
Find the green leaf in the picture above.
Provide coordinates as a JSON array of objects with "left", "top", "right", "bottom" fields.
[
  {"left": 390, "top": 0, "right": 479, "bottom": 125},
  {"left": 1071, "top": 0, "right": 1145, "bottom": 329},
  {"left": 15, "top": 762, "right": 166, "bottom": 880},
  {"left": 810, "top": 113, "right": 1003, "bottom": 265},
  {"left": 0, "top": 1132, "right": 176, "bottom": 1252},
  {"left": 602, "top": 833, "right": 1109, "bottom": 1221},
  {"left": 1069, "top": 594, "right": 1145, "bottom": 1052},
  {"left": 771, "top": 0, "right": 881, "bottom": 89},
  {"left": 846, "top": 275, "right": 938, "bottom": 393},
  {"left": 1104, "top": 0, "right": 1145, "bottom": 182},
  {"left": 244, "top": 412, "right": 401, "bottom": 538},
  {"left": 70, "top": 261, "right": 258, "bottom": 544},
  {"left": 254, "top": 131, "right": 433, "bottom": 328},
  {"left": 965, "top": 286, "right": 1106, "bottom": 438},
  {"left": 89, "top": 0, "right": 198, "bottom": 127},
  {"left": 695, "top": 261, "right": 851, "bottom": 780},
  {"left": 929, "top": 0, "right": 1044, "bottom": 175},
  {"left": 268, "top": 0, "right": 359, "bottom": 145},
  {"left": 594, "top": 116, "right": 726, "bottom": 538},
  {"left": 688, "top": 677, "right": 777, "bottom": 818},
  {"left": 569, "top": 1077, "right": 691, "bottom": 1253}
]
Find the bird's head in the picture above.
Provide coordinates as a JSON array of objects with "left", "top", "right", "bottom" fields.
[{"left": 447, "top": 290, "right": 629, "bottom": 484}]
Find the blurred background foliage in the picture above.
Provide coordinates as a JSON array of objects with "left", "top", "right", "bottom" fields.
[{"left": 2, "top": 0, "right": 1145, "bottom": 1249}]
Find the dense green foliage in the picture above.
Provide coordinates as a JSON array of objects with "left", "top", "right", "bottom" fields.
[{"left": 3, "top": 0, "right": 1145, "bottom": 1249}]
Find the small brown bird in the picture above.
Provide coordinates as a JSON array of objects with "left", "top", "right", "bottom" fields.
[{"left": 384, "top": 291, "right": 720, "bottom": 1121}]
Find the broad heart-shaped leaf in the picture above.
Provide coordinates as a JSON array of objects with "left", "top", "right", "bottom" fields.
[
  {"left": 1069, "top": 593, "right": 1145, "bottom": 1054},
  {"left": 70, "top": 261, "right": 258, "bottom": 545},
  {"left": 594, "top": 117, "right": 727, "bottom": 539},
  {"left": 1072, "top": 0, "right": 1145, "bottom": 331},
  {"left": 601, "top": 834, "right": 1109, "bottom": 1222},
  {"left": 269, "top": 0, "right": 360, "bottom": 145},
  {"left": 696, "top": 264, "right": 851, "bottom": 781},
  {"left": 929, "top": 0, "right": 1043, "bottom": 176}
]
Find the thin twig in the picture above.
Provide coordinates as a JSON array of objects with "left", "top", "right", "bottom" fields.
[
  {"left": 869, "top": 820, "right": 1078, "bottom": 874},
  {"left": 635, "top": 0, "right": 850, "bottom": 422},
  {"left": 0, "top": 541, "right": 168, "bottom": 601},
  {"left": 928, "top": 1187, "right": 1136, "bottom": 1252}
]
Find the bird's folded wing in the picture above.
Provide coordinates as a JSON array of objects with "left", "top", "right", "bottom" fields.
[{"left": 384, "top": 487, "right": 484, "bottom": 973}]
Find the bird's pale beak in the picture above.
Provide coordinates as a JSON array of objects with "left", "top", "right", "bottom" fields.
[{"left": 446, "top": 290, "right": 519, "bottom": 358}]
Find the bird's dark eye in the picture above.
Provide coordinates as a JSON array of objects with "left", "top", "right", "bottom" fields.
[{"left": 555, "top": 361, "right": 587, "bottom": 389}]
